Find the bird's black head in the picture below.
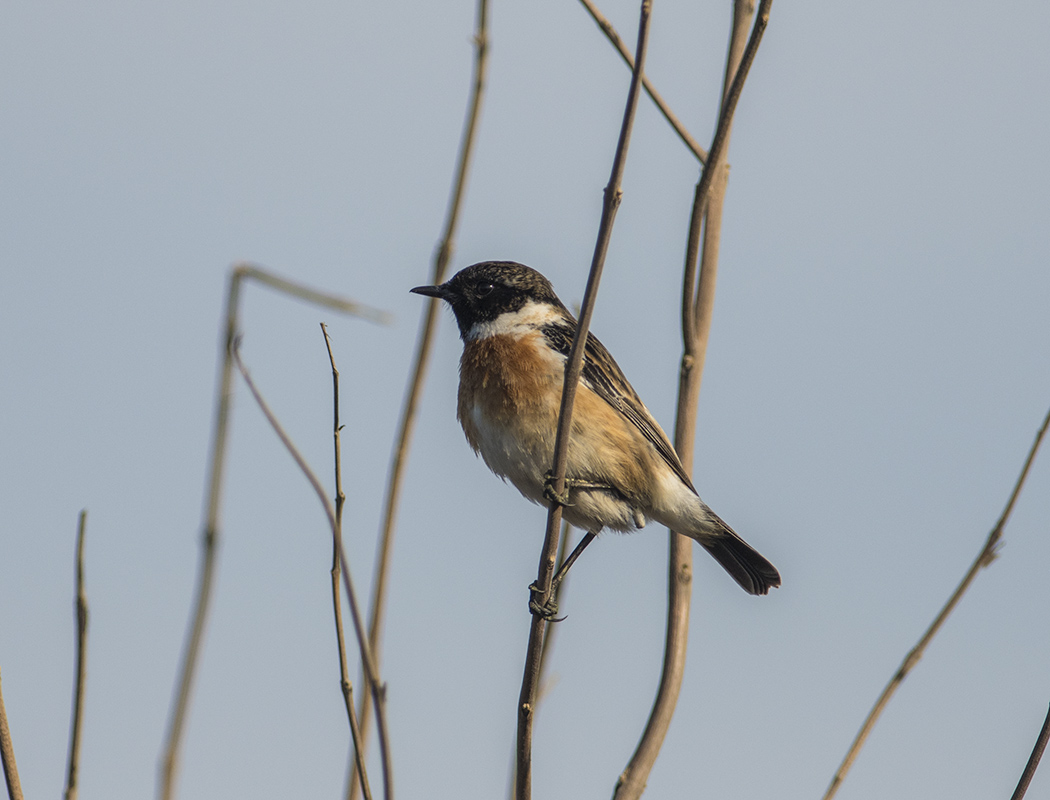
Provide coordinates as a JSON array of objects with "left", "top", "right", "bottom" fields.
[{"left": 410, "top": 261, "right": 566, "bottom": 339}]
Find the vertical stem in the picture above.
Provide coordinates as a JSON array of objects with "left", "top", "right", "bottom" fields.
[
  {"left": 159, "top": 265, "right": 244, "bottom": 800},
  {"left": 515, "top": 4, "right": 653, "bottom": 799},
  {"left": 65, "top": 510, "right": 89, "bottom": 800},
  {"left": 0, "top": 666, "right": 25, "bottom": 800},
  {"left": 682, "top": 0, "right": 771, "bottom": 338},
  {"left": 232, "top": 344, "right": 395, "bottom": 800},
  {"left": 507, "top": 523, "right": 575, "bottom": 800},
  {"left": 322, "top": 325, "right": 374, "bottom": 800},
  {"left": 159, "top": 265, "right": 383, "bottom": 800},
  {"left": 1011, "top": 703, "right": 1050, "bottom": 800},
  {"left": 614, "top": 2, "right": 771, "bottom": 797},
  {"left": 351, "top": 5, "right": 490, "bottom": 794}
]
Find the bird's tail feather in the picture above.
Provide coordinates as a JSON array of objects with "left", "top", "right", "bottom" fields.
[
  {"left": 649, "top": 486, "right": 781, "bottom": 595},
  {"left": 699, "top": 529, "right": 781, "bottom": 596}
]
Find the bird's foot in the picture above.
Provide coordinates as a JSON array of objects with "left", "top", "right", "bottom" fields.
[
  {"left": 542, "top": 472, "right": 613, "bottom": 507},
  {"left": 542, "top": 472, "right": 573, "bottom": 507},
  {"left": 528, "top": 581, "right": 565, "bottom": 622}
]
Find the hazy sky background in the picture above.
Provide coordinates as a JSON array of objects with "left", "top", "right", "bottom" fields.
[{"left": 2, "top": 1, "right": 1049, "bottom": 798}]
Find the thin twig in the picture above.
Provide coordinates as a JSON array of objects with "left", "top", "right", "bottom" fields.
[
  {"left": 159, "top": 264, "right": 388, "bottom": 800},
  {"left": 823, "top": 403, "right": 1050, "bottom": 800},
  {"left": 241, "top": 266, "right": 392, "bottom": 325},
  {"left": 65, "top": 510, "right": 89, "bottom": 800},
  {"left": 613, "top": 3, "right": 768, "bottom": 797},
  {"left": 515, "top": 4, "right": 653, "bottom": 800},
  {"left": 0, "top": 666, "right": 25, "bottom": 800},
  {"left": 321, "top": 324, "right": 374, "bottom": 800},
  {"left": 232, "top": 340, "right": 394, "bottom": 800},
  {"left": 576, "top": 0, "right": 707, "bottom": 163},
  {"left": 1011, "top": 702, "right": 1050, "bottom": 800},
  {"left": 682, "top": 0, "right": 772, "bottom": 339},
  {"left": 351, "top": 3, "right": 490, "bottom": 795}
]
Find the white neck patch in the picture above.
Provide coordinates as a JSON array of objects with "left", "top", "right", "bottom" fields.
[{"left": 465, "top": 300, "right": 563, "bottom": 341}]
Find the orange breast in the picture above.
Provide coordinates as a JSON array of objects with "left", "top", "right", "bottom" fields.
[
  {"left": 457, "top": 332, "right": 560, "bottom": 451},
  {"left": 456, "top": 332, "right": 657, "bottom": 508}
]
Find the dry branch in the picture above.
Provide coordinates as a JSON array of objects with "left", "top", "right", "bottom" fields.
[
  {"left": 65, "top": 510, "right": 89, "bottom": 800},
  {"left": 613, "top": 2, "right": 772, "bottom": 797},
  {"left": 823, "top": 403, "right": 1050, "bottom": 800},
  {"left": 1011, "top": 702, "right": 1050, "bottom": 800},
  {"left": 321, "top": 324, "right": 374, "bottom": 800},
  {"left": 515, "top": 3, "right": 653, "bottom": 799},
  {"left": 682, "top": 0, "right": 772, "bottom": 339},
  {"left": 159, "top": 264, "right": 387, "bottom": 800},
  {"left": 576, "top": 0, "right": 707, "bottom": 163},
  {"left": 507, "top": 522, "right": 576, "bottom": 799},
  {"left": 0, "top": 666, "right": 25, "bottom": 800},
  {"left": 352, "top": 4, "right": 490, "bottom": 793},
  {"left": 232, "top": 341, "right": 394, "bottom": 800}
]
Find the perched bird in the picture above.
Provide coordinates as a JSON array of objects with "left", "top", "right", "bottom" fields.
[{"left": 411, "top": 261, "right": 780, "bottom": 596}]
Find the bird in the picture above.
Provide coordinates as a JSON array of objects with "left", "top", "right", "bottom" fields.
[{"left": 411, "top": 261, "right": 780, "bottom": 597}]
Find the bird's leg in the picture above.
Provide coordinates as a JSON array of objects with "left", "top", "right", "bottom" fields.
[
  {"left": 528, "top": 531, "right": 598, "bottom": 621},
  {"left": 551, "top": 531, "right": 596, "bottom": 593}
]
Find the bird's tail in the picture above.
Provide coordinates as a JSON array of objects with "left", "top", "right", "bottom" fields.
[
  {"left": 699, "top": 530, "right": 781, "bottom": 596},
  {"left": 650, "top": 485, "right": 781, "bottom": 594}
]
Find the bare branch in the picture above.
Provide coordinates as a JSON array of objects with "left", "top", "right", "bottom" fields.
[
  {"left": 507, "top": 522, "right": 576, "bottom": 800},
  {"left": 239, "top": 265, "right": 392, "bottom": 325},
  {"left": 352, "top": 2, "right": 490, "bottom": 794},
  {"left": 611, "top": 3, "right": 768, "bottom": 797},
  {"left": 159, "top": 264, "right": 387, "bottom": 800},
  {"left": 682, "top": 0, "right": 772, "bottom": 340},
  {"left": 515, "top": 3, "right": 653, "bottom": 799},
  {"left": 0, "top": 666, "right": 25, "bottom": 800},
  {"left": 321, "top": 325, "right": 373, "bottom": 800},
  {"left": 1011, "top": 703, "right": 1050, "bottom": 800},
  {"left": 232, "top": 340, "right": 394, "bottom": 800},
  {"left": 823, "top": 403, "right": 1050, "bottom": 800},
  {"left": 576, "top": 0, "right": 707, "bottom": 163},
  {"left": 65, "top": 510, "right": 89, "bottom": 800}
]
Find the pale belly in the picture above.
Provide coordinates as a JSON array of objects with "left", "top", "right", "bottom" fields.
[
  {"left": 457, "top": 330, "right": 656, "bottom": 533},
  {"left": 464, "top": 398, "right": 649, "bottom": 534}
]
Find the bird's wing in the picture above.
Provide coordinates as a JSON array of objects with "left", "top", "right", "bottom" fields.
[{"left": 540, "top": 317, "right": 697, "bottom": 493}]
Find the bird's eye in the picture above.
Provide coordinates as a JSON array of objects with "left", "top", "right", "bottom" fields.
[{"left": 475, "top": 282, "right": 495, "bottom": 297}]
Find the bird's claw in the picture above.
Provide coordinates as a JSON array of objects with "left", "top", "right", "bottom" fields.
[
  {"left": 543, "top": 471, "right": 573, "bottom": 507},
  {"left": 543, "top": 472, "right": 614, "bottom": 507},
  {"left": 528, "top": 581, "right": 565, "bottom": 622}
]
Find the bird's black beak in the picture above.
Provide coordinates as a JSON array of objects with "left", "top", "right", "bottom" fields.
[{"left": 410, "top": 283, "right": 448, "bottom": 300}]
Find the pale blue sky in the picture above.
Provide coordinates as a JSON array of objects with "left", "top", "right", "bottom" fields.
[{"left": 2, "top": 1, "right": 1049, "bottom": 798}]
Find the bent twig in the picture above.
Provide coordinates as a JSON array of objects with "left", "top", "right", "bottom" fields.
[{"left": 823, "top": 403, "right": 1050, "bottom": 800}]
